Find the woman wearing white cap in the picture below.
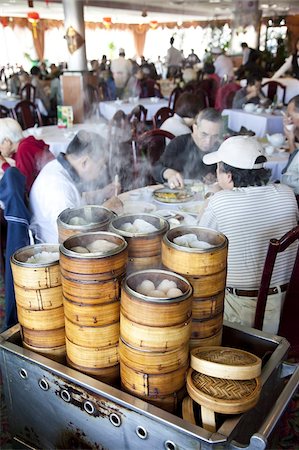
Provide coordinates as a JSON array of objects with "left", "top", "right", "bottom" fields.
[{"left": 199, "top": 135, "right": 298, "bottom": 333}]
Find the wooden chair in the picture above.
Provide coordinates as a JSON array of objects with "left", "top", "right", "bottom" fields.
[
  {"left": 261, "top": 81, "right": 287, "bottom": 105},
  {"left": 20, "top": 83, "right": 36, "bottom": 102},
  {"left": 84, "top": 84, "right": 100, "bottom": 117},
  {"left": 197, "top": 78, "right": 219, "bottom": 107},
  {"left": 153, "top": 107, "right": 174, "bottom": 129},
  {"left": 12, "top": 100, "right": 43, "bottom": 129},
  {"left": 128, "top": 105, "right": 148, "bottom": 138},
  {"left": 0, "top": 105, "right": 12, "bottom": 118},
  {"left": 168, "top": 87, "right": 183, "bottom": 110},
  {"left": 133, "top": 129, "right": 175, "bottom": 187},
  {"left": 254, "top": 225, "right": 299, "bottom": 358},
  {"left": 140, "top": 79, "right": 163, "bottom": 98},
  {"left": 215, "top": 82, "right": 241, "bottom": 111},
  {"left": 194, "top": 87, "right": 210, "bottom": 108}
]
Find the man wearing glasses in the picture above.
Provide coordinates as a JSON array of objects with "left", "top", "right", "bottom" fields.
[{"left": 152, "top": 108, "right": 223, "bottom": 188}]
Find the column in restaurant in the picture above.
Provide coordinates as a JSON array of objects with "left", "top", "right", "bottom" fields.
[{"left": 62, "top": 0, "right": 87, "bottom": 70}]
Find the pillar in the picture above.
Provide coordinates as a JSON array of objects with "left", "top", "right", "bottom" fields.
[{"left": 62, "top": 0, "right": 87, "bottom": 71}]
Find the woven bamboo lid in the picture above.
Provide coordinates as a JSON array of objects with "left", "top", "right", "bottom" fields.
[
  {"left": 186, "top": 369, "right": 261, "bottom": 415},
  {"left": 190, "top": 346, "right": 261, "bottom": 380}
]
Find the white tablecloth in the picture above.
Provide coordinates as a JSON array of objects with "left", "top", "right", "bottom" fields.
[
  {"left": 25, "top": 121, "right": 109, "bottom": 157},
  {"left": 222, "top": 109, "right": 284, "bottom": 138},
  {"left": 0, "top": 94, "right": 48, "bottom": 116},
  {"left": 265, "top": 151, "right": 289, "bottom": 182},
  {"left": 99, "top": 98, "right": 168, "bottom": 121}
]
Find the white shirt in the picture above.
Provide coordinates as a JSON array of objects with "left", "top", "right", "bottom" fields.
[
  {"left": 272, "top": 54, "right": 299, "bottom": 79},
  {"left": 199, "top": 184, "right": 298, "bottom": 289},
  {"left": 29, "top": 159, "right": 82, "bottom": 243},
  {"left": 110, "top": 57, "right": 132, "bottom": 89},
  {"left": 214, "top": 55, "right": 234, "bottom": 80},
  {"left": 160, "top": 113, "right": 191, "bottom": 137},
  {"left": 281, "top": 150, "right": 299, "bottom": 194}
]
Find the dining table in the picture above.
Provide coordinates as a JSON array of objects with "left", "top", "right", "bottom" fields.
[
  {"left": 222, "top": 108, "right": 284, "bottom": 138},
  {"left": 0, "top": 92, "right": 48, "bottom": 116},
  {"left": 24, "top": 121, "right": 109, "bottom": 157},
  {"left": 99, "top": 97, "right": 169, "bottom": 121}
]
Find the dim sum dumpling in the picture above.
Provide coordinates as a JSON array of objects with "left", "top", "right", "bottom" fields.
[
  {"left": 71, "top": 246, "right": 89, "bottom": 253},
  {"left": 157, "top": 279, "right": 177, "bottom": 293},
  {"left": 167, "top": 288, "right": 183, "bottom": 298},
  {"left": 86, "top": 239, "right": 119, "bottom": 253},
  {"left": 133, "top": 219, "right": 158, "bottom": 233},
  {"left": 68, "top": 216, "right": 88, "bottom": 226},
  {"left": 189, "top": 240, "right": 213, "bottom": 249},
  {"left": 149, "top": 289, "right": 168, "bottom": 298},
  {"left": 137, "top": 279, "right": 155, "bottom": 295}
]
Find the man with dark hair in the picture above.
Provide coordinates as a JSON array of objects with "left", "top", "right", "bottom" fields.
[
  {"left": 200, "top": 135, "right": 298, "bottom": 333},
  {"left": 153, "top": 108, "right": 223, "bottom": 187},
  {"left": 30, "top": 65, "right": 50, "bottom": 111},
  {"left": 232, "top": 74, "right": 269, "bottom": 109},
  {"left": 29, "top": 131, "right": 119, "bottom": 243},
  {"left": 281, "top": 95, "right": 299, "bottom": 195},
  {"left": 236, "top": 42, "right": 262, "bottom": 80},
  {"left": 166, "top": 37, "right": 184, "bottom": 78}
]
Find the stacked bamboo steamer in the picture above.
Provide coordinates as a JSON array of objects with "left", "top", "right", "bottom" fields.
[
  {"left": 109, "top": 214, "right": 169, "bottom": 274},
  {"left": 57, "top": 205, "right": 116, "bottom": 244},
  {"left": 60, "top": 231, "right": 128, "bottom": 384},
  {"left": 119, "top": 269, "right": 193, "bottom": 413},
  {"left": 11, "top": 244, "right": 65, "bottom": 362},
  {"left": 162, "top": 226, "right": 228, "bottom": 349},
  {"left": 185, "top": 346, "right": 262, "bottom": 432}
]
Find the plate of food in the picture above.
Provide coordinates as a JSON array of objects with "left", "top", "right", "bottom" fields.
[{"left": 153, "top": 187, "right": 195, "bottom": 204}]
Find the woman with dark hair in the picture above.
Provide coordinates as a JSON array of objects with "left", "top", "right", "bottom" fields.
[
  {"left": 160, "top": 92, "right": 205, "bottom": 137},
  {"left": 200, "top": 135, "right": 298, "bottom": 334},
  {"left": 272, "top": 38, "right": 299, "bottom": 79}
]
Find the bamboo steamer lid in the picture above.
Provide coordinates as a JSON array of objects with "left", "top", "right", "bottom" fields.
[
  {"left": 190, "top": 346, "right": 262, "bottom": 380},
  {"left": 186, "top": 368, "right": 261, "bottom": 415}
]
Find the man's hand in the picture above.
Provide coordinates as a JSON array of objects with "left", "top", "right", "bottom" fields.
[
  {"left": 163, "top": 168, "right": 184, "bottom": 188},
  {"left": 283, "top": 115, "right": 296, "bottom": 152}
]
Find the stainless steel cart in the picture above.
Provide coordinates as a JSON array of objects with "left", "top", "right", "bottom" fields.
[{"left": 1, "top": 321, "right": 298, "bottom": 450}]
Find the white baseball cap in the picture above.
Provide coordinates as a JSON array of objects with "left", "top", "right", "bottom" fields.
[
  {"left": 203, "top": 136, "right": 266, "bottom": 169},
  {"left": 211, "top": 47, "right": 222, "bottom": 55}
]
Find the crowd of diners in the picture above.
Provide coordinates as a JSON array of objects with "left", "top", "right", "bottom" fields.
[{"left": 0, "top": 34, "right": 299, "bottom": 335}]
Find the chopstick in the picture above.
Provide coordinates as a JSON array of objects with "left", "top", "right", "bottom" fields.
[{"left": 114, "top": 174, "right": 119, "bottom": 196}]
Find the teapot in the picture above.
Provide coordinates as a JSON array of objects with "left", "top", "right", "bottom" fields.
[
  {"left": 243, "top": 103, "right": 256, "bottom": 113},
  {"left": 266, "top": 133, "right": 285, "bottom": 148}
]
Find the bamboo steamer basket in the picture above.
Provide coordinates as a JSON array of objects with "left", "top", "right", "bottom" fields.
[
  {"left": 66, "top": 337, "right": 119, "bottom": 368},
  {"left": 23, "top": 341, "right": 66, "bottom": 363},
  {"left": 61, "top": 276, "right": 121, "bottom": 305},
  {"left": 64, "top": 317, "right": 119, "bottom": 348},
  {"left": 14, "top": 285, "right": 63, "bottom": 311},
  {"left": 109, "top": 214, "right": 169, "bottom": 273},
  {"left": 66, "top": 357, "right": 120, "bottom": 385},
  {"left": 121, "top": 269, "right": 192, "bottom": 327},
  {"left": 192, "top": 292, "right": 224, "bottom": 320},
  {"left": 17, "top": 305, "right": 65, "bottom": 330},
  {"left": 120, "top": 360, "right": 188, "bottom": 397},
  {"left": 162, "top": 226, "right": 228, "bottom": 278},
  {"left": 145, "top": 387, "right": 186, "bottom": 413},
  {"left": 11, "top": 244, "right": 61, "bottom": 291},
  {"left": 63, "top": 298, "right": 119, "bottom": 327},
  {"left": 21, "top": 326, "right": 65, "bottom": 348},
  {"left": 191, "top": 313, "right": 223, "bottom": 339},
  {"left": 57, "top": 205, "right": 116, "bottom": 244},
  {"left": 60, "top": 232, "right": 128, "bottom": 282},
  {"left": 189, "top": 329, "right": 222, "bottom": 350},
  {"left": 119, "top": 338, "right": 189, "bottom": 374}
]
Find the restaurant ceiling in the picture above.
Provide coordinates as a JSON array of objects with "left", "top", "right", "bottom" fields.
[{"left": 1, "top": 0, "right": 298, "bottom": 23}]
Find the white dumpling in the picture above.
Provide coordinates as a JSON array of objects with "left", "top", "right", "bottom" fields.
[
  {"left": 137, "top": 279, "right": 155, "bottom": 295},
  {"left": 167, "top": 288, "right": 183, "bottom": 298},
  {"left": 133, "top": 219, "right": 158, "bottom": 233},
  {"left": 149, "top": 289, "right": 168, "bottom": 298},
  {"left": 86, "top": 239, "right": 118, "bottom": 253},
  {"left": 173, "top": 233, "right": 197, "bottom": 247},
  {"left": 69, "top": 216, "right": 88, "bottom": 226},
  {"left": 71, "top": 246, "right": 89, "bottom": 253},
  {"left": 120, "top": 222, "right": 135, "bottom": 232},
  {"left": 157, "top": 279, "right": 177, "bottom": 293},
  {"left": 189, "top": 240, "right": 213, "bottom": 249}
]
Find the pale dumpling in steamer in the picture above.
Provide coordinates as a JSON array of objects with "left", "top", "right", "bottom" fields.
[
  {"left": 68, "top": 216, "right": 88, "bottom": 226},
  {"left": 71, "top": 246, "right": 89, "bottom": 253},
  {"left": 86, "top": 239, "right": 119, "bottom": 253},
  {"left": 137, "top": 279, "right": 155, "bottom": 295},
  {"left": 173, "top": 233, "right": 198, "bottom": 247},
  {"left": 167, "top": 287, "right": 183, "bottom": 297},
  {"left": 149, "top": 289, "right": 168, "bottom": 298},
  {"left": 133, "top": 219, "right": 158, "bottom": 233},
  {"left": 157, "top": 279, "right": 177, "bottom": 293},
  {"left": 189, "top": 240, "right": 213, "bottom": 249}
]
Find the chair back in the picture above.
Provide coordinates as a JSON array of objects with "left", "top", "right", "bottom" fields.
[
  {"left": 261, "top": 81, "right": 286, "bottom": 105},
  {"left": 13, "top": 100, "right": 43, "bottom": 129},
  {"left": 215, "top": 82, "right": 241, "bottom": 111},
  {"left": 140, "top": 79, "right": 162, "bottom": 98},
  {"left": 20, "top": 83, "right": 36, "bottom": 102},
  {"left": 168, "top": 87, "right": 183, "bottom": 110},
  {"left": 128, "top": 105, "right": 148, "bottom": 137},
  {"left": 0, "top": 105, "right": 12, "bottom": 118},
  {"left": 197, "top": 78, "right": 219, "bottom": 107},
  {"left": 153, "top": 107, "right": 174, "bottom": 129},
  {"left": 84, "top": 84, "right": 100, "bottom": 116},
  {"left": 134, "top": 129, "right": 175, "bottom": 187},
  {"left": 194, "top": 87, "right": 210, "bottom": 108},
  {"left": 254, "top": 225, "right": 299, "bottom": 357}
]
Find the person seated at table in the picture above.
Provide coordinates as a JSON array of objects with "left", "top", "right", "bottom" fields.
[
  {"left": 29, "top": 130, "right": 121, "bottom": 244},
  {"left": 232, "top": 74, "right": 270, "bottom": 109},
  {"left": 0, "top": 118, "right": 53, "bottom": 192},
  {"left": 30, "top": 66, "right": 51, "bottom": 112},
  {"left": 152, "top": 108, "right": 223, "bottom": 188},
  {"left": 272, "top": 38, "right": 299, "bottom": 80},
  {"left": 281, "top": 95, "right": 299, "bottom": 196},
  {"left": 199, "top": 135, "right": 298, "bottom": 333},
  {"left": 160, "top": 92, "right": 205, "bottom": 137}
]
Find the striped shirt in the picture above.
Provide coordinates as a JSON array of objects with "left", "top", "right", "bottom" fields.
[{"left": 199, "top": 184, "right": 298, "bottom": 289}]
